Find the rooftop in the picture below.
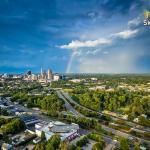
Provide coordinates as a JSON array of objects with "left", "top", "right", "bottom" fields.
[{"left": 35, "top": 121, "right": 79, "bottom": 141}]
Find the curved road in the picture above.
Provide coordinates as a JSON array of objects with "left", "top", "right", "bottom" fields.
[
  {"left": 57, "top": 90, "right": 150, "bottom": 145},
  {"left": 56, "top": 90, "right": 84, "bottom": 117}
]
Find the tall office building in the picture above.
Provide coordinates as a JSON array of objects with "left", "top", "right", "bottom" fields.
[
  {"left": 41, "top": 67, "right": 43, "bottom": 78},
  {"left": 40, "top": 67, "right": 47, "bottom": 79},
  {"left": 27, "top": 70, "right": 32, "bottom": 75},
  {"left": 47, "top": 69, "right": 53, "bottom": 80}
]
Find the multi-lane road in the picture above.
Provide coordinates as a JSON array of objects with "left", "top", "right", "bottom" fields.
[
  {"left": 60, "top": 90, "right": 150, "bottom": 131},
  {"left": 56, "top": 90, "right": 84, "bottom": 117},
  {"left": 57, "top": 90, "right": 150, "bottom": 145},
  {"left": 2, "top": 93, "right": 150, "bottom": 146}
]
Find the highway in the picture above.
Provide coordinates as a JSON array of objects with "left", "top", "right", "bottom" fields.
[
  {"left": 60, "top": 90, "right": 150, "bottom": 132},
  {"left": 56, "top": 90, "right": 84, "bottom": 117},
  {"left": 57, "top": 90, "right": 150, "bottom": 145},
  {"left": 2, "top": 95, "right": 150, "bottom": 145}
]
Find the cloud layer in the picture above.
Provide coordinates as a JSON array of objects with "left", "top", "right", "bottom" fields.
[
  {"left": 59, "top": 38, "right": 112, "bottom": 49},
  {"left": 111, "top": 29, "right": 139, "bottom": 39}
]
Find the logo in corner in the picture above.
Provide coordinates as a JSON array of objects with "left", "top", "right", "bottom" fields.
[{"left": 143, "top": 10, "right": 150, "bottom": 26}]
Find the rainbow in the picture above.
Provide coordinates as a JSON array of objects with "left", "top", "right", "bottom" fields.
[{"left": 66, "top": 52, "right": 75, "bottom": 73}]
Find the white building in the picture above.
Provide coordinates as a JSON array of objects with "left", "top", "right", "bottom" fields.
[
  {"left": 23, "top": 74, "right": 37, "bottom": 81},
  {"left": 12, "top": 75, "right": 22, "bottom": 79},
  {"left": 1, "top": 143, "right": 12, "bottom": 150},
  {"left": 31, "top": 74, "right": 38, "bottom": 80},
  {"left": 35, "top": 121, "right": 79, "bottom": 141},
  {"left": 69, "top": 79, "right": 82, "bottom": 83},
  {"left": 91, "top": 78, "right": 98, "bottom": 81},
  {"left": 53, "top": 74, "right": 60, "bottom": 81},
  {"left": 133, "top": 117, "right": 139, "bottom": 123},
  {"left": 89, "top": 85, "right": 106, "bottom": 90}
]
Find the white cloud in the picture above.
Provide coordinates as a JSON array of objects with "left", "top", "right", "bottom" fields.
[
  {"left": 59, "top": 38, "right": 112, "bottom": 49},
  {"left": 59, "top": 19, "right": 141, "bottom": 73},
  {"left": 128, "top": 17, "right": 141, "bottom": 27},
  {"left": 103, "top": 51, "right": 109, "bottom": 54},
  {"left": 86, "top": 49, "right": 100, "bottom": 55},
  {"left": 59, "top": 28, "right": 139, "bottom": 51},
  {"left": 111, "top": 29, "right": 139, "bottom": 39},
  {"left": 73, "top": 50, "right": 82, "bottom": 56}
]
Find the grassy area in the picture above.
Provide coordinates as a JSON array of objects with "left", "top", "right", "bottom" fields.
[{"left": 63, "top": 88, "right": 73, "bottom": 92}]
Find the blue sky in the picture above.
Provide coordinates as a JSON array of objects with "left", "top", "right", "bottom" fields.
[{"left": 0, "top": 0, "right": 150, "bottom": 73}]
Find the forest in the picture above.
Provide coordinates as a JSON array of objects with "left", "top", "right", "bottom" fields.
[
  {"left": 10, "top": 92, "right": 65, "bottom": 116},
  {"left": 71, "top": 89, "right": 150, "bottom": 122}
]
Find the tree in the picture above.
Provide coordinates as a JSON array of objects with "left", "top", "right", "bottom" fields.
[
  {"left": 95, "top": 124, "right": 102, "bottom": 132},
  {"left": 76, "top": 136, "right": 88, "bottom": 147},
  {"left": 0, "top": 118, "right": 26, "bottom": 135},
  {"left": 134, "top": 143, "right": 140, "bottom": 150},
  {"left": 76, "top": 147, "right": 82, "bottom": 150},
  {"left": 34, "top": 142, "right": 45, "bottom": 150},
  {"left": 119, "top": 137, "right": 129, "bottom": 150},
  {"left": 0, "top": 108, "right": 9, "bottom": 115},
  {"left": 139, "top": 116, "right": 150, "bottom": 127},
  {"left": 41, "top": 131, "right": 46, "bottom": 141},
  {"left": 46, "top": 143, "right": 55, "bottom": 150},
  {"left": 87, "top": 133, "right": 104, "bottom": 144},
  {"left": 47, "top": 134, "right": 61, "bottom": 149},
  {"left": 59, "top": 141, "right": 68, "bottom": 150},
  {"left": 92, "top": 142, "right": 103, "bottom": 150},
  {"left": 68, "top": 144, "right": 76, "bottom": 150}
]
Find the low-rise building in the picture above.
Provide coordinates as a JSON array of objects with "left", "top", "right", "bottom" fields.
[
  {"left": 53, "top": 74, "right": 60, "bottom": 81},
  {"left": 140, "top": 146, "right": 146, "bottom": 150},
  {"left": 15, "top": 110, "right": 27, "bottom": 116},
  {"left": 1, "top": 143, "right": 13, "bottom": 150},
  {"left": 91, "top": 78, "right": 98, "bottom": 81},
  {"left": 33, "top": 137, "right": 41, "bottom": 144},
  {"left": 89, "top": 85, "right": 105, "bottom": 90},
  {"left": 20, "top": 115, "right": 41, "bottom": 126},
  {"left": 11, "top": 130, "right": 36, "bottom": 146},
  {"left": 35, "top": 121, "right": 79, "bottom": 141},
  {"left": 141, "top": 114, "right": 147, "bottom": 118},
  {"left": 133, "top": 118, "right": 139, "bottom": 123},
  {"left": 69, "top": 79, "right": 82, "bottom": 83},
  {"left": 130, "top": 128, "right": 145, "bottom": 134}
]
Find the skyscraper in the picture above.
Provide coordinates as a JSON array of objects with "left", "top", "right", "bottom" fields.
[
  {"left": 41, "top": 67, "right": 43, "bottom": 76},
  {"left": 47, "top": 69, "right": 53, "bottom": 80}
]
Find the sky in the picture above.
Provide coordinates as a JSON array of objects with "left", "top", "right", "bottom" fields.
[{"left": 0, "top": 0, "right": 150, "bottom": 74}]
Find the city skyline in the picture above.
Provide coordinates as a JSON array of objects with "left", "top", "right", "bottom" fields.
[{"left": 0, "top": 0, "right": 150, "bottom": 74}]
